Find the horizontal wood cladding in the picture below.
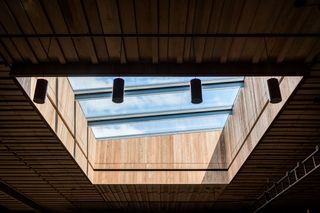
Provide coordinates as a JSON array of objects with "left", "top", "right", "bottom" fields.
[
  {"left": 0, "top": 68, "right": 107, "bottom": 212},
  {"left": 212, "top": 66, "right": 320, "bottom": 210},
  {"left": 0, "top": 0, "right": 319, "bottom": 65},
  {"left": 95, "top": 132, "right": 221, "bottom": 170},
  {"left": 1, "top": 61, "right": 320, "bottom": 211}
]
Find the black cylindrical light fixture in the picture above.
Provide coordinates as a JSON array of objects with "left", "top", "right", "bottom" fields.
[
  {"left": 33, "top": 79, "right": 48, "bottom": 104},
  {"left": 267, "top": 78, "right": 282, "bottom": 104},
  {"left": 112, "top": 78, "right": 124, "bottom": 103},
  {"left": 190, "top": 78, "right": 203, "bottom": 104}
]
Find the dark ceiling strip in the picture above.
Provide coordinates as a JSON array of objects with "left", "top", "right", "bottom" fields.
[
  {"left": 1, "top": 33, "right": 320, "bottom": 38},
  {"left": 10, "top": 62, "right": 309, "bottom": 77},
  {"left": 0, "top": 181, "right": 47, "bottom": 213}
]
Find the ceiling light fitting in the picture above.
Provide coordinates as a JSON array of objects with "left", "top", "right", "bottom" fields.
[
  {"left": 190, "top": 78, "right": 203, "bottom": 104},
  {"left": 112, "top": 78, "right": 125, "bottom": 103},
  {"left": 267, "top": 78, "right": 282, "bottom": 104},
  {"left": 33, "top": 79, "right": 48, "bottom": 104}
]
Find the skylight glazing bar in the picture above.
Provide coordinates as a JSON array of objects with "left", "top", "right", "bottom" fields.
[
  {"left": 69, "top": 76, "right": 243, "bottom": 139},
  {"left": 75, "top": 80, "right": 244, "bottom": 101},
  {"left": 87, "top": 105, "right": 233, "bottom": 123},
  {"left": 89, "top": 109, "right": 231, "bottom": 126},
  {"left": 71, "top": 76, "right": 244, "bottom": 92},
  {"left": 94, "top": 127, "right": 223, "bottom": 140}
]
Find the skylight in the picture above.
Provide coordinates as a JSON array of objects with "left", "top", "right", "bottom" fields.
[{"left": 69, "top": 77, "right": 243, "bottom": 140}]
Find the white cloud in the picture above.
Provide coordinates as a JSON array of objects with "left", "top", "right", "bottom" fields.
[
  {"left": 69, "top": 77, "right": 112, "bottom": 90},
  {"left": 93, "top": 124, "right": 143, "bottom": 138}
]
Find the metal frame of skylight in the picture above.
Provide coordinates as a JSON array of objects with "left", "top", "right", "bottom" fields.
[
  {"left": 89, "top": 109, "right": 231, "bottom": 126},
  {"left": 70, "top": 77, "right": 243, "bottom": 139},
  {"left": 73, "top": 76, "right": 244, "bottom": 93},
  {"left": 88, "top": 105, "right": 232, "bottom": 123},
  {"left": 94, "top": 127, "right": 224, "bottom": 140},
  {"left": 75, "top": 80, "right": 244, "bottom": 100}
]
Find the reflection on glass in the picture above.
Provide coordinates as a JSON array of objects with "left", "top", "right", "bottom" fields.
[
  {"left": 69, "top": 76, "right": 244, "bottom": 91},
  {"left": 68, "top": 77, "right": 243, "bottom": 139},
  {"left": 92, "top": 113, "right": 229, "bottom": 139},
  {"left": 80, "top": 87, "right": 239, "bottom": 118}
]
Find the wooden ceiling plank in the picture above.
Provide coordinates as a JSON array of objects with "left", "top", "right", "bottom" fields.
[
  {"left": 58, "top": 0, "right": 98, "bottom": 63},
  {"left": 4, "top": 0, "right": 49, "bottom": 62},
  {"left": 0, "top": 41, "right": 13, "bottom": 64},
  {"left": 96, "top": 0, "right": 122, "bottom": 62},
  {"left": 183, "top": 0, "right": 196, "bottom": 62},
  {"left": 0, "top": 181, "right": 47, "bottom": 212},
  {"left": 212, "top": 0, "right": 235, "bottom": 62},
  {"left": 227, "top": 0, "right": 260, "bottom": 62},
  {"left": 0, "top": 34, "right": 23, "bottom": 63},
  {"left": 168, "top": 0, "right": 188, "bottom": 63},
  {"left": 0, "top": 1, "right": 37, "bottom": 63},
  {"left": 151, "top": 0, "right": 159, "bottom": 63},
  {"left": 117, "top": 0, "right": 139, "bottom": 62},
  {"left": 158, "top": 0, "right": 169, "bottom": 62},
  {"left": 19, "top": 0, "right": 66, "bottom": 64},
  {"left": 288, "top": 7, "right": 320, "bottom": 61},
  {"left": 0, "top": 24, "right": 23, "bottom": 64},
  {"left": 81, "top": 0, "right": 109, "bottom": 63},
  {"left": 250, "top": 0, "right": 285, "bottom": 63},
  {"left": 192, "top": 0, "right": 213, "bottom": 63},
  {"left": 202, "top": 0, "right": 224, "bottom": 62},
  {"left": 276, "top": 6, "right": 313, "bottom": 62},
  {"left": 218, "top": 0, "right": 245, "bottom": 63},
  {"left": 268, "top": 2, "right": 306, "bottom": 62},
  {"left": 135, "top": 0, "right": 154, "bottom": 62},
  {"left": 39, "top": 0, "right": 78, "bottom": 61}
]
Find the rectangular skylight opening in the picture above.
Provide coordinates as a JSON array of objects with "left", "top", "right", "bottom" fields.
[{"left": 69, "top": 77, "right": 243, "bottom": 140}]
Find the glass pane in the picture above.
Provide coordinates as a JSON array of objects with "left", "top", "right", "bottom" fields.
[
  {"left": 92, "top": 113, "right": 229, "bottom": 139},
  {"left": 69, "top": 76, "right": 244, "bottom": 91},
  {"left": 70, "top": 76, "right": 243, "bottom": 139},
  {"left": 80, "top": 86, "right": 240, "bottom": 119}
]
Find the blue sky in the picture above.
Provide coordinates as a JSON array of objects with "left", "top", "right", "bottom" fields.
[{"left": 69, "top": 77, "right": 242, "bottom": 139}]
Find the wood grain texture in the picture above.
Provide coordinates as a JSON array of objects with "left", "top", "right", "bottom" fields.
[
  {"left": 95, "top": 131, "right": 221, "bottom": 170},
  {"left": 1, "top": 62, "right": 320, "bottom": 211},
  {"left": 0, "top": 0, "right": 319, "bottom": 65}
]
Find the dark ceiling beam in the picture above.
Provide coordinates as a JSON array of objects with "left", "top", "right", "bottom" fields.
[
  {"left": 10, "top": 62, "right": 309, "bottom": 77},
  {"left": 0, "top": 181, "right": 47, "bottom": 213},
  {"left": 1, "top": 33, "right": 320, "bottom": 38}
]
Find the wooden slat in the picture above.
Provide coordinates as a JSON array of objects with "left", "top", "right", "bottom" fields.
[
  {"left": 19, "top": 0, "right": 66, "bottom": 63},
  {"left": 82, "top": 0, "right": 109, "bottom": 62},
  {"left": 96, "top": 0, "right": 122, "bottom": 61},
  {"left": 118, "top": 0, "right": 139, "bottom": 62},
  {"left": 40, "top": 0, "right": 79, "bottom": 61},
  {"left": 58, "top": 0, "right": 98, "bottom": 63}
]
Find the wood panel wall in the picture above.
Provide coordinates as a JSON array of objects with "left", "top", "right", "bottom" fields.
[
  {"left": 17, "top": 76, "right": 91, "bottom": 176},
  {"left": 95, "top": 132, "right": 221, "bottom": 170},
  {"left": 204, "top": 76, "right": 303, "bottom": 183},
  {"left": 16, "top": 75, "right": 302, "bottom": 185}
]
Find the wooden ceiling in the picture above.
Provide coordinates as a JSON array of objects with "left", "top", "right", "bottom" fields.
[
  {"left": 0, "top": 0, "right": 319, "bottom": 66},
  {"left": 1, "top": 62, "right": 320, "bottom": 212},
  {"left": 0, "top": 0, "right": 320, "bottom": 212}
]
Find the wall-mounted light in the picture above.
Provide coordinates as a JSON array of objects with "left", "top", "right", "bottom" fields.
[
  {"left": 190, "top": 78, "right": 203, "bottom": 104},
  {"left": 112, "top": 78, "right": 124, "bottom": 103},
  {"left": 33, "top": 79, "right": 48, "bottom": 104},
  {"left": 267, "top": 78, "right": 282, "bottom": 104}
]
